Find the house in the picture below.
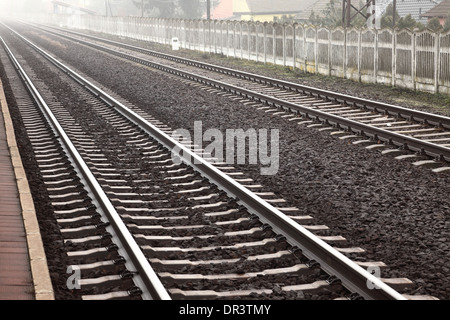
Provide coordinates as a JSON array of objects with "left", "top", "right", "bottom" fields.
[
  {"left": 211, "top": 0, "right": 235, "bottom": 20},
  {"left": 52, "top": 0, "right": 97, "bottom": 15},
  {"left": 395, "top": 0, "right": 444, "bottom": 24},
  {"left": 295, "top": 0, "right": 338, "bottom": 22},
  {"left": 232, "top": 0, "right": 311, "bottom": 22},
  {"left": 421, "top": 0, "right": 450, "bottom": 25},
  {"left": 297, "top": 0, "right": 447, "bottom": 26}
]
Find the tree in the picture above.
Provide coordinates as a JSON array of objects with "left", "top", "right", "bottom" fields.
[
  {"left": 178, "top": 0, "right": 203, "bottom": 19},
  {"left": 306, "top": 0, "right": 342, "bottom": 27},
  {"left": 380, "top": 4, "right": 427, "bottom": 31},
  {"left": 308, "top": 11, "right": 321, "bottom": 26},
  {"left": 274, "top": 15, "right": 296, "bottom": 24},
  {"left": 396, "top": 14, "right": 418, "bottom": 30},
  {"left": 132, "top": 0, "right": 175, "bottom": 18},
  {"left": 427, "top": 17, "right": 443, "bottom": 32},
  {"left": 132, "top": 0, "right": 204, "bottom": 19},
  {"left": 307, "top": 0, "right": 366, "bottom": 28},
  {"left": 380, "top": 3, "right": 400, "bottom": 29},
  {"left": 443, "top": 15, "right": 450, "bottom": 32}
]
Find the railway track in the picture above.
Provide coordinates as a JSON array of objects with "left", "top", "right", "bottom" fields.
[
  {"left": 24, "top": 22, "right": 450, "bottom": 172},
  {"left": 0, "top": 23, "right": 420, "bottom": 300},
  {"left": 0, "top": 31, "right": 169, "bottom": 301}
]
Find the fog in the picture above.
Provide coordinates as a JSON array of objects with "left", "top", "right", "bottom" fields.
[
  {"left": 1, "top": 0, "right": 53, "bottom": 15},
  {"left": 0, "top": 0, "right": 141, "bottom": 17}
]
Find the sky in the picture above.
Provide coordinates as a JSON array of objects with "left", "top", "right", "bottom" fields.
[
  {"left": 0, "top": 0, "right": 128, "bottom": 16},
  {"left": 0, "top": 0, "right": 206, "bottom": 18},
  {"left": 0, "top": 0, "right": 52, "bottom": 15}
]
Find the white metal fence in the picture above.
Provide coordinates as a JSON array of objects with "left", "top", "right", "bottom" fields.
[{"left": 32, "top": 14, "right": 450, "bottom": 95}]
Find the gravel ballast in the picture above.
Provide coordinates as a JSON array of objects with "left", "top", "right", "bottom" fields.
[{"left": 1, "top": 24, "right": 449, "bottom": 300}]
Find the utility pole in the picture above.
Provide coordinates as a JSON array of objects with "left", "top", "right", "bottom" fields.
[
  {"left": 392, "top": 0, "right": 397, "bottom": 29},
  {"left": 346, "top": 0, "right": 351, "bottom": 27},
  {"left": 207, "top": 0, "right": 211, "bottom": 20},
  {"left": 342, "top": 0, "right": 352, "bottom": 27},
  {"left": 141, "top": 0, "right": 144, "bottom": 17},
  {"left": 105, "top": 0, "right": 112, "bottom": 17},
  {"left": 342, "top": 0, "right": 377, "bottom": 28}
]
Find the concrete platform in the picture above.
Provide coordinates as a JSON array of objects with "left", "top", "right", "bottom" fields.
[{"left": 0, "top": 78, "right": 54, "bottom": 300}]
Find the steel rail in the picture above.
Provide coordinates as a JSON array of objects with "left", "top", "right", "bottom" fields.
[
  {"left": 4, "top": 24, "right": 408, "bottom": 300},
  {"left": 34, "top": 23, "right": 450, "bottom": 131},
  {"left": 22, "top": 24, "right": 450, "bottom": 163},
  {"left": 0, "top": 33, "right": 172, "bottom": 301}
]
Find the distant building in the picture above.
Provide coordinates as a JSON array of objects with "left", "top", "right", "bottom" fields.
[
  {"left": 52, "top": 0, "right": 97, "bottom": 15},
  {"left": 421, "top": 0, "right": 450, "bottom": 25},
  {"left": 211, "top": 0, "right": 235, "bottom": 20},
  {"left": 232, "top": 0, "right": 308, "bottom": 22},
  {"left": 52, "top": 0, "right": 140, "bottom": 16},
  {"left": 296, "top": 0, "right": 448, "bottom": 26},
  {"left": 295, "top": 0, "right": 336, "bottom": 23},
  {"left": 395, "top": 0, "right": 444, "bottom": 24},
  {"left": 296, "top": 0, "right": 447, "bottom": 26}
]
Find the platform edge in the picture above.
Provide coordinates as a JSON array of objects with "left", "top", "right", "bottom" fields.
[{"left": 0, "top": 78, "right": 55, "bottom": 300}]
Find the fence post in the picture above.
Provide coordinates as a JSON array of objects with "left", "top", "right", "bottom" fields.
[
  {"left": 219, "top": 21, "right": 222, "bottom": 54},
  {"left": 315, "top": 26, "right": 318, "bottom": 74},
  {"left": 293, "top": 23, "right": 297, "bottom": 71},
  {"left": 240, "top": 22, "right": 244, "bottom": 60},
  {"left": 204, "top": 20, "right": 207, "bottom": 53},
  {"left": 435, "top": 32, "right": 441, "bottom": 93},
  {"left": 264, "top": 22, "right": 267, "bottom": 64},
  {"left": 214, "top": 20, "right": 217, "bottom": 54},
  {"left": 138, "top": 17, "right": 142, "bottom": 41},
  {"left": 226, "top": 22, "right": 229, "bottom": 57},
  {"left": 392, "top": 30, "right": 397, "bottom": 87},
  {"left": 248, "top": 23, "right": 251, "bottom": 61},
  {"left": 283, "top": 24, "right": 286, "bottom": 67},
  {"left": 233, "top": 22, "right": 237, "bottom": 58},
  {"left": 358, "top": 28, "right": 362, "bottom": 82},
  {"left": 303, "top": 25, "right": 308, "bottom": 72},
  {"left": 412, "top": 30, "right": 417, "bottom": 91},
  {"left": 328, "top": 28, "right": 332, "bottom": 76},
  {"left": 273, "top": 23, "right": 276, "bottom": 65},
  {"left": 374, "top": 29, "right": 378, "bottom": 83},
  {"left": 256, "top": 23, "right": 259, "bottom": 63}
]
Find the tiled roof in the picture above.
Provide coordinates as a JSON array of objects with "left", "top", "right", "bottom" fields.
[
  {"left": 211, "top": 0, "right": 234, "bottom": 19},
  {"left": 232, "top": 0, "right": 447, "bottom": 23},
  {"left": 422, "top": 0, "right": 450, "bottom": 17},
  {"left": 295, "top": 0, "right": 335, "bottom": 20},
  {"left": 234, "top": 0, "right": 316, "bottom": 14},
  {"left": 395, "top": 0, "right": 444, "bottom": 23},
  {"left": 295, "top": 0, "right": 446, "bottom": 24}
]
